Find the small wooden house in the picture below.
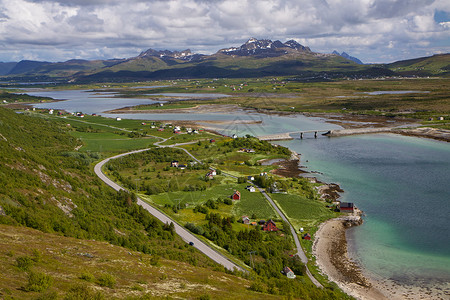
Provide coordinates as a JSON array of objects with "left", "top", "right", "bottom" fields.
[
  {"left": 232, "top": 190, "right": 241, "bottom": 200},
  {"left": 263, "top": 219, "right": 278, "bottom": 232},
  {"left": 339, "top": 202, "right": 354, "bottom": 212},
  {"left": 302, "top": 233, "right": 311, "bottom": 240},
  {"left": 283, "top": 266, "right": 296, "bottom": 279}
]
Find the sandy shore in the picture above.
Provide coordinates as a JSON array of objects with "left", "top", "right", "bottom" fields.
[{"left": 313, "top": 218, "right": 450, "bottom": 300}]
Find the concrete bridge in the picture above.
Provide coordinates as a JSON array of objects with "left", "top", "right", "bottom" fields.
[
  {"left": 258, "top": 127, "right": 395, "bottom": 141},
  {"left": 258, "top": 130, "right": 332, "bottom": 141}
]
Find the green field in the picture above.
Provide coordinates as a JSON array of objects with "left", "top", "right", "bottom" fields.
[
  {"left": 271, "top": 193, "right": 335, "bottom": 231},
  {"left": 71, "top": 131, "right": 156, "bottom": 152},
  {"left": 146, "top": 180, "right": 277, "bottom": 221}
]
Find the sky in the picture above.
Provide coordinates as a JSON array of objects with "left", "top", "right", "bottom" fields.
[{"left": 0, "top": 0, "right": 449, "bottom": 64}]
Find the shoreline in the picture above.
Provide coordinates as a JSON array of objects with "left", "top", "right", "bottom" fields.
[{"left": 313, "top": 218, "right": 450, "bottom": 300}]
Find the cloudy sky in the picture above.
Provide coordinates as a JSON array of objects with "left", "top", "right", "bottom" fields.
[{"left": 0, "top": 0, "right": 449, "bottom": 63}]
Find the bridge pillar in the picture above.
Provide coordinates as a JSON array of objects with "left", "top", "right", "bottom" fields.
[
  {"left": 300, "top": 132, "right": 303, "bottom": 139},
  {"left": 314, "top": 131, "right": 317, "bottom": 138}
]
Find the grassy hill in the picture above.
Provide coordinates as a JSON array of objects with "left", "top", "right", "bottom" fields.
[
  {"left": 0, "top": 224, "right": 270, "bottom": 299},
  {"left": 0, "top": 106, "right": 219, "bottom": 268},
  {"left": 387, "top": 53, "right": 450, "bottom": 76}
]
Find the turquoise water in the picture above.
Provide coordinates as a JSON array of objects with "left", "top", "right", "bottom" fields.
[{"left": 277, "top": 134, "right": 450, "bottom": 286}]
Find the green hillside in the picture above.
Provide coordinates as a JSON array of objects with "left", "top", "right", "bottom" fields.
[
  {"left": 0, "top": 107, "right": 217, "bottom": 267},
  {"left": 0, "top": 224, "right": 270, "bottom": 299},
  {"left": 387, "top": 53, "right": 450, "bottom": 76},
  {"left": 0, "top": 108, "right": 350, "bottom": 299}
]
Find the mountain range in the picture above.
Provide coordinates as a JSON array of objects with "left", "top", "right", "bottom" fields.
[{"left": 0, "top": 38, "right": 448, "bottom": 82}]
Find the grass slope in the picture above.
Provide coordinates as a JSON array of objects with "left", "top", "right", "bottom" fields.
[{"left": 0, "top": 224, "right": 271, "bottom": 299}]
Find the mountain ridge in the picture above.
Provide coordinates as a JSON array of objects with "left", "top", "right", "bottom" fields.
[
  {"left": 0, "top": 38, "right": 448, "bottom": 81},
  {"left": 332, "top": 50, "right": 363, "bottom": 64}
]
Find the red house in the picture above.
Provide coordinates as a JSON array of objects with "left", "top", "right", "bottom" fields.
[
  {"left": 232, "top": 190, "right": 241, "bottom": 200},
  {"left": 339, "top": 202, "right": 354, "bottom": 212},
  {"left": 263, "top": 219, "right": 278, "bottom": 232},
  {"left": 302, "top": 233, "right": 311, "bottom": 240}
]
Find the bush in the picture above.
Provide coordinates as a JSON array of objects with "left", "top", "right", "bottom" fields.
[
  {"left": 16, "top": 256, "right": 33, "bottom": 271},
  {"left": 23, "top": 271, "right": 53, "bottom": 292},
  {"left": 79, "top": 271, "right": 95, "bottom": 282},
  {"left": 150, "top": 255, "right": 160, "bottom": 266},
  {"left": 96, "top": 273, "right": 116, "bottom": 288},
  {"left": 64, "top": 284, "right": 104, "bottom": 300}
]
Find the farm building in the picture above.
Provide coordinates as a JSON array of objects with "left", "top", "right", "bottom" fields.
[
  {"left": 246, "top": 185, "right": 256, "bottom": 192},
  {"left": 263, "top": 219, "right": 278, "bottom": 232},
  {"left": 171, "top": 160, "right": 179, "bottom": 167},
  {"left": 232, "top": 190, "right": 241, "bottom": 200},
  {"left": 205, "top": 170, "right": 216, "bottom": 179},
  {"left": 302, "top": 233, "right": 311, "bottom": 240},
  {"left": 242, "top": 216, "right": 250, "bottom": 224}
]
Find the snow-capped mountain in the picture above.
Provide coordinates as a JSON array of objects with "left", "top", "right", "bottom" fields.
[{"left": 218, "top": 38, "right": 311, "bottom": 57}]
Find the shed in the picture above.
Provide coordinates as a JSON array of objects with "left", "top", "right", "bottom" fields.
[
  {"left": 232, "top": 190, "right": 241, "bottom": 200},
  {"left": 302, "top": 233, "right": 311, "bottom": 240}
]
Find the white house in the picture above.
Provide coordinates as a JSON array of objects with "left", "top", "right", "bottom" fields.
[
  {"left": 246, "top": 186, "right": 256, "bottom": 192},
  {"left": 283, "top": 267, "right": 296, "bottom": 279}
]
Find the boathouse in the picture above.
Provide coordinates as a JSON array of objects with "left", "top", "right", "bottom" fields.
[{"left": 339, "top": 202, "right": 354, "bottom": 212}]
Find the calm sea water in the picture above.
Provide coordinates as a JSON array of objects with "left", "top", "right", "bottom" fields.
[
  {"left": 27, "top": 90, "right": 450, "bottom": 287},
  {"left": 27, "top": 89, "right": 229, "bottom": 114},
  {"left": 277, "top": 135, "right": 450, "bottom": 286}
]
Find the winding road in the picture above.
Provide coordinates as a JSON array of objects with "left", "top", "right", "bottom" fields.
[
  {"left": 258, "top": 188, "right": 323, "bottom": 288},
  {"left": 94, "top": 149, "right": 244, "bottom": 272},
  {"left": 93, "top": 133, "right": 322, "bottom": 286}
]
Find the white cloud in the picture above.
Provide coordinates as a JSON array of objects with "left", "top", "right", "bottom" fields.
[{"left": 0, "top": 0, "right": 448, "bottom": 63}]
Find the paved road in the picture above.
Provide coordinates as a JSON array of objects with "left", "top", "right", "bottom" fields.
[
  {"left": 93, "top": 133, "right": 321, "bottom": 284},
  {"left": 259, "top": 188, "right": 323, "bottom": 288},
  {"left": 94, "top": 150, "right": 244, "bottom": 272}
]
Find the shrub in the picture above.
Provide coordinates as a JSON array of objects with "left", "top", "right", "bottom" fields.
[
  {"left": 96, "top": 273, "right": 116, "bottom": 288},
  {"left": 150, "top": 255, "right": 160, "bottom": 266},
  {"left": 32, "top": 249, "right": 42, "bottom": 262},
  {"left": 16, "top": 256, "right": 33, "bottom": 271},
  {"left": 79, "top": 271, "right": 95, "bottom": 282},
  {"left": 23, "top": 271, "right": 53, "bottom": 292},
  {"left": 64, "top": 284, "right": 104, "bottom": 300}
]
